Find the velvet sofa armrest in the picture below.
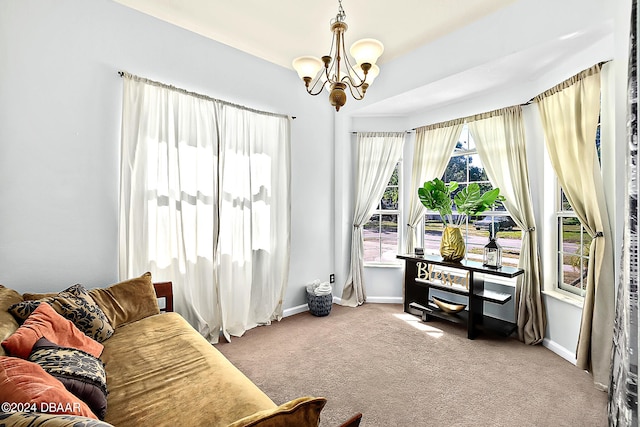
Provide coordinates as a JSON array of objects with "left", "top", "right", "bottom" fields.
[
  {"left": 227, "top": 397, "right": 327, "bottom": 427},
  {"left": 0, "top": 412, "right": 114, "bottom": 427}
]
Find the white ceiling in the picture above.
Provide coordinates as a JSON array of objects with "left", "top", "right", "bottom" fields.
[
  {"left": 114, "top": 0, "right": 517, "bottom": 68},
  {"left": 114, "top": 0, "right": 613, "bottom": 117}
]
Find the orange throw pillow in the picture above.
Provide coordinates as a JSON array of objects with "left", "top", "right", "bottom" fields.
[
  {"left": 1, "top": 303, "right": 103, "bottom": 359},
  {"left": 0, "top": 356, "right": 97, "bottom": 418}
]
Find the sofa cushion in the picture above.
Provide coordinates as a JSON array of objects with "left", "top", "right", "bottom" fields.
[
  {"left": 0, "top": 356, "right": 97, "bottom": 419},
  {"left": 10, "top": 284, "right": 114, "bottom": 343},
  {"left": 100, "top": 312, "right": 277, "bottom": 426},
  {"left": 88, "top": 272, "right": 159, "bottom": 328},
  {"left": 29, "top": 337, "right": 108, "bottom": 420},
  {"left": 227, "top": 396, "right": 327, "bottom": 427},
  {"left": 0, "top": 412, "right": 113, "bottom": 427},
  {"left": 1, "top": 303, "right": 103, "bottom": 359},
  {"left": 0, "top": 285, "right": 23, "bottom": 357}
]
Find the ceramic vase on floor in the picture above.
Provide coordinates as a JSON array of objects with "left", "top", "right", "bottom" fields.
[{"left": 440, "top": 225, "right": 465, "bottom": 262}]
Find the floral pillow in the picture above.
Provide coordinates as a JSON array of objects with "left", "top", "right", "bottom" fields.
[
  {"left": 0, "top": 356, "right": 97, "bottom": 419},
  {"left": 9, "top": 284, "right": 114, "bottom": 343},
  {"left": 1, "top": 302, "right": 103, "bottom": 359},
  {"left": 0, "top": 412, "right": 113, "bottom": 427},
  {"left": 29, "top": 337, "right": 108, "bottom": 420}
]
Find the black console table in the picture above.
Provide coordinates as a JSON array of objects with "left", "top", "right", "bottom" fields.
[{"left": 397, "top": 254, "right": 524, "bottom": 339}]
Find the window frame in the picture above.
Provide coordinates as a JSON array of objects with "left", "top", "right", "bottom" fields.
[
  {"left": 421, "top": 125, "right": 522, "bottom": 267},
  {"left": 551, "top": 121, "right": 600, "bottom": 300},
  {"left": 363, "top": 160, "right": 403, "bottom": 266}
]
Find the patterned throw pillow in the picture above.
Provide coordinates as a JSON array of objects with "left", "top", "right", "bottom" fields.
[
  {"left": 0, "top": 356, "right": 97, "bottom": 419},
  {"left": 28, "top": 337, "right": 108, "bottom": 420},
  {"left": 9, "top": 284, "right": 114, "bottom": 343},
  {"left": 0, "top": 412, "right": 114, "bottom": 427},
  {"left": 1, "top": 302, "right": 103, "bottom": 359}
]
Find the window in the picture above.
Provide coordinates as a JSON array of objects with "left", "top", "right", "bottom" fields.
[
  {"left": 423, "top": 125, "right": 521, "bottom": 267},
  {"left": 556, "top": 189, "right": 589, "bottom": 297},
  {"left": 554, "top": 121, "right": 600, "bottom": 297},
  {"left": 363, "top": 162, "right": 401, "bottom": 264}
]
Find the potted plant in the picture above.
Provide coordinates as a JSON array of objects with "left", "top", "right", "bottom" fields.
[{"left": 418, "top": 178, "right": 505, "bottom": 262}]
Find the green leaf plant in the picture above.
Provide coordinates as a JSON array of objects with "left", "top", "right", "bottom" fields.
[{"left": 418, "top": 178, "right": 505, "bottom": 227}]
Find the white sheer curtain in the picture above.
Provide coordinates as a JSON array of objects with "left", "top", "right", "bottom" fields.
[
  {"left": 468, "top": 106, "right": 546, "bottom": 345},
  {"left": 535, "top": 64, "right": 614, "bottom": 390},
  {"left": 217, "top": 106, "right": 291, "bottom": 340},
  {"left": 119, "top": 74, "right": 290, "bottom": 343},
  {"left": 341, "top": 132, "right": 405, "bottom": 307},
  {"left": 406, "top": 120, "right": 464, "bottom": 253}
]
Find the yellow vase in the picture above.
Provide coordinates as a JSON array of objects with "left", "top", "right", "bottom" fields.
[{"left": 440, "top": 225, "right": 465, "bottom": 262}]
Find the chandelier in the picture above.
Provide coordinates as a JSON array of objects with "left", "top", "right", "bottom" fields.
[{"left": 292, "top": 0, "right": 384, "bottom": 112}]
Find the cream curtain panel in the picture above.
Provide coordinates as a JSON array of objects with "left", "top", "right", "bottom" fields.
[
  {"left": 119, "top": 74, "right": 291, "bottom": 343},
  {"left": 216, "top": 107, "right": 291, "bottom": 340},
  {"left": 406, "top": 120, "right": 464, "bottom": 253},
  {"left": 468, "top": 106, "right": 546, "bottom": 345},
  {"left": 342, "top": 132, "right": 405, "bottom": 307},
  {"left": 535, "top": 64, "right": 615, "bottom": 390}
]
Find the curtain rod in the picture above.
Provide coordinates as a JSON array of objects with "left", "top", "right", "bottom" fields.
[
  {"left": 117, "top": 70, "right": 295, "bottom": 120},
  {"left": 351, "top": 130, "right": 414, "bottom": 135},
  {"left": 406, "top": 60, "right": 613, "bottom": 131}
]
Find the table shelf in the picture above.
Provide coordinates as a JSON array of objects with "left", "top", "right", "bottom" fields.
[{"left": 398, "top": 254, "right": 523, "bottom": 339}]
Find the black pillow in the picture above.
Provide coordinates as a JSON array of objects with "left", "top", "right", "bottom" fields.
[{"left": 28, "top": 337, "right": 108, "bottom": 420}]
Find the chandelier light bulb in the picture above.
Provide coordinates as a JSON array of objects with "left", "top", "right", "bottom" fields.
[
  {"left": 351, "top": 63, "right": 380, "bottom": 85},
  {"left": 292, "top": 56, "right": 323, "bottom": 81},
  {"left": 350, "top": 38, "right": 384, "bottom": 66}
]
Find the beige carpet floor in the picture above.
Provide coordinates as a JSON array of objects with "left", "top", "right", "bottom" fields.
[{"left": 215, "top": 303, "right": 607, "bottom": 427}]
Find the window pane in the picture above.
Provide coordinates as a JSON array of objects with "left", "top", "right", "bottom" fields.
[
  {"left": 560, "top": 189, "right": 572, "bottom": 211},
  {"left": 499, "top": 231, "right": 522, "bottom": 268},
  {"left": 554, "top": 114, "right": 598, "bottom": 298},
  {"left": 443, "top": 154, "right": 467, "bottom": 183},
  {"left": 379, "top": 214, "right": 399, "bottom": 262},
  {"left": 424, "top": 216, "right": 443, "bottom": 254},
  {"left": 582, "top": 231, "right": 593, "bottom": 256},
  {"left": 424, "top": 123, "right": 520, "bottom": 266},
  {"left": 365, "top": 160, "right": 401, "bottom": 264},
  {"left": 466, "top": 224, "right": 486, "bottom": 264},
  {"left": 470, "top": 215, "right": 521, "bottom": 267},
  {"left": 381, "top": 164, "right": 399, "bottom": 210},
  {"left": 381, "top": 186, "right": 398, "bottom": 210},
  {"left": 558, "top": 216, "right": 587, "bottom": 296},
  {"left": 466, "top": 128, "right": 476, "bottom": 151},
  {"left": 560, "top": 217, "right": 580, "bottom": 253},
  {"left": 467, "top": 154, "right": 488, "bottom": 182},
  {"left": 559, "top": 252, "right": 575, "bottom": 286},
  {"left": 363, "top": 214, "right": 381, "bottom": 263}
]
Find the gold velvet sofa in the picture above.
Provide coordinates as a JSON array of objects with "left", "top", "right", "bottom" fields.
[{"left": 0, "top": 273, "right": 326, "bottom": 426}]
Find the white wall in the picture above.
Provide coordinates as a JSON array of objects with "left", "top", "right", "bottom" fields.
[{"left": 0, "top": 0, "right": 334, "bottom": 309}]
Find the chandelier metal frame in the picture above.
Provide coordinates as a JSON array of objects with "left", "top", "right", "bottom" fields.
[{"left": 292, "top": 0, "right": 383, "bottom": 111}]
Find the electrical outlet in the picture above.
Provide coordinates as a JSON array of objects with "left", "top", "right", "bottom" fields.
[{"left": 329, "top": 274, "right": 335, "bottom": 283}]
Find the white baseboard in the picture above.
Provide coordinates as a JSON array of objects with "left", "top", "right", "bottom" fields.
[
  {"left": 283, "top": 296, "right": 403, "bottom": 317},
  {"left": 366, "top": 296, "right": 404, "bottom": 304},
  {"left": 543, "top": 338, "right": 577, "bottom": 365},
  {"left": 331, "top": 296, "right": 402, "bottom": 305},
  {"left": 283, "top": 304, "right": 309, "bottom": 317}
]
